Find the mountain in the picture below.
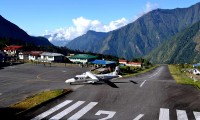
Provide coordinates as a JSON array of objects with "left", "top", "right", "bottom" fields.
[
  {"left": 145, "top": 21, "right": 200, "bottom": 64},
  {"left": 66, "top": 30, "right": 108, "bottom": 52},
  {"left": 66, "top": 2, "right": 200, "bottom": 60},
  {"left": 51, "top": 40, "right": 69, "bottom": 47},
  {"left": 43, "top": 34, "right": 69, "bottom": 46},
  {"left": 0, "top": 15, "right": 52, "bottom": 46}
]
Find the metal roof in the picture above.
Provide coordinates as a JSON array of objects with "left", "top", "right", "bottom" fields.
[
  {"left": 193, "top": 63, "right": 200, "bottom": 67},
  {"left": 91, "top": 60, "right": 116, "bottom": 65},
  {"left": 41, "top": 52, "right": 64, "bottom": 56},
  {"left": 69, "top": 54, "right": 98, "bottom": 59}
]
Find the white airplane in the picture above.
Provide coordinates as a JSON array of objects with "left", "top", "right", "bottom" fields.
[{"left": 65, "top": 66, "right": 122, "bottom": 87}]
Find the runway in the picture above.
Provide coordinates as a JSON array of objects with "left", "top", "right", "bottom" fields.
[
  {"left": 0, "top": 63, "right": 90, "bottom": 108},
  {"left": 18, "top": 65, "right": 200, "bottom": 120}
]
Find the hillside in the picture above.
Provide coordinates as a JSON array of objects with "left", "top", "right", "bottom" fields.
[
  {"left": 66, "top": 2, "right": 200, "bottom": 60},
  {"left": 0, "top": 15, "right": 52, "bottom": 47},
  {"left": 145, "top": 21, "right": 200, "bottom": 64},
  {"left": 66, "top": 30, "right": 108, "bottom": 52}
]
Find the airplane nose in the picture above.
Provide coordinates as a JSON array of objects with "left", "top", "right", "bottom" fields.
[{"left": 65, "top": 78, "right": 75, "bottom": 83}]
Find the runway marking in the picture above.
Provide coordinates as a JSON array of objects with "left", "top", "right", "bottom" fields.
[
  {"left": 36, "top": 69, "right": 56, "bottom": 81},
  {"left": 148, "top": 68, "right": 162, "bottom": 78},
  {"left": 50, "top": 101, "right": 85, "bottom": 120},
  {"left": 140, "top": 80, "right": 146, "bottom": 87},
  {"left": 31, "top": 100, "right": 72, "bottom": 120},
  {"left": 68, "top": 102, "right": 98, "bottom": 120},
  {"left": 95, "top": 110, "right": 116, "bottom": 120},
  {"left": 133, "top": 114, "right": 144, "bottom": 120},
  {"left": 31, "top": 101, "right": 200, "bottom": 120},
  {"left": 159, "top": 108, "right": 169, "bottom": 120},
  {"left": 193, "top": 111, "right": 200, "bottom": 120},
  {"left": 176, "top": 110, "right": 188, "bottom": 120}
]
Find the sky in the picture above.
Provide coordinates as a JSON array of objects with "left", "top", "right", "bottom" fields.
[{"left": 0, "top": 0, "right": 200, "bottom": 41}]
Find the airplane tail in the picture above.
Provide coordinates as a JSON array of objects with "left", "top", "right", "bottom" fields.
[{"left": 113, "top": 66, "right": 120, "bottom": 75}]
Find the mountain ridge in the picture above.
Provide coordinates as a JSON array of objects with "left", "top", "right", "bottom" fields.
[
  {"left": 0, "top": 15, "right": 52, "bottom": 46},
  {"left": 66, "top": 2, "right": 200, "bottom": 60},
  {"left": 66, "top": 30, "right": 109, "bottom": 52}
]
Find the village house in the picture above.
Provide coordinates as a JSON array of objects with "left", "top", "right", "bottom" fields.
[
  {"left": 119, "top": 59, "right": 127, "bottom": 66},
  {"left": 40, "top": 52, "right": 64, "bottom": 62},
  {"left": 3, "top": 45, "right": 23, "bottom": 57},
  {"left": 119, "top": 59, "right": 142, "bottom": 67},
  {"left": 2, "top": 45, "right": 23, "bottom": 61},
  {"left": 126, "top": 62, "right": 142, "bottom": 67},
  {"left": 19, "top": 51, "right": 43, "bottom": 61}
]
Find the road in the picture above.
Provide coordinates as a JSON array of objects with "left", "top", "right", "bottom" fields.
[
  {"left": 20, "top": 65, "right": 200, "bottom": 120},
  {"left": 4, "top": 65, "right": 200, "bottom": 119}
]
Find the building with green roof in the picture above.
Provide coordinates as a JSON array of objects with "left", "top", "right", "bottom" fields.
[{"left": 68, "top": 54, "right": 98, "bottom": 64}]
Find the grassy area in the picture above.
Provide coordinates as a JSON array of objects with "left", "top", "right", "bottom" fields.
[
  {"left": 168, "top": 64, "right": 200, "bottom": 89},
  {"left": 120, "top": 65, "right": 158, "bottom": 78},
  {"left": 9, "top": 89, "right": 71, "bottom": 114}
]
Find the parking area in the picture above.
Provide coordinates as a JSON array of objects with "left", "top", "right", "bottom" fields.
[{"left": 0, "top": 63, "right": 90, "bottom": 107}]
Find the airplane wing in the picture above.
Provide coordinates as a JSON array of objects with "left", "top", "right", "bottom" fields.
[{"left": 85, "top": 71, "right": 99, "bottom": 80}]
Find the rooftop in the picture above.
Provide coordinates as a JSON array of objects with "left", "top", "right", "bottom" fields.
[
  {"left": 3, "top": 45, "right": 23, "bottom": 50},
  {"left": 41, "top": 52, "right": 64, "bottom": 56},
  {"left": 22, "top": 51, "right": 44, "bottom": 56},
  {"left": 69, "top": 54, "right": 98, "bottom": 59},
  {"left": 91, "top": 60, "right": 116, "bottom": 65}
]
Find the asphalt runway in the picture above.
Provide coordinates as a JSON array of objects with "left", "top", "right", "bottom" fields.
[
  {"left": 16, "top": 65, "right": 200, "bottom": 120},
  {"left": 0, "top": 63, "right": 90, "bottom": 108}
]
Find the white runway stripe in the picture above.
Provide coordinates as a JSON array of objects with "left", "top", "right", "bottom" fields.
[
  {"left": 68, "top": 102, "right": 98, "bottom": 120},
  {"left": 31, "top": 100, "right": 72, "bottom": 120},
  {"left": 133, "top": 114, "right": 144, "bottom": 120},
  {"left": 140, "top": 80, "right": 146, "bottom": 87},
  {"left": 49, "top": 101, "right": 85, "bottom": 120},
  {"left": 194, "top": 111, "right": 200, "bottom": 120},
  {"left": 176, "top": 110, "right": 188, "bottom": 120},
  {"left": 159, "top": 108, "right": 169, "bottom": 120}
]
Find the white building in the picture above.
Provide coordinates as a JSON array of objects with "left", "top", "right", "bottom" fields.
[
  {"left": 3, "top": 46, "right": 23, "bottom": 57},
  {"left": 19, "top": 51, "right": 43, "bottom": 61},
  {"left": 118, "top": 59, "right": 142, "bottom": 67},
  {"left": 126, "top": 62, "right": 142, "bottom": 67},
  {"left": 40, "top": 52, "right": 64, "bottom": 62}
]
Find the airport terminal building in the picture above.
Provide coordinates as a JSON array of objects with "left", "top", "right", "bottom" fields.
[{"left": 68, "top": 54, "right": 98, "bottom": 64}]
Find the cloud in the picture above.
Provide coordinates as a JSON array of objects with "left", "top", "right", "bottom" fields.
[
  {"left": 44, "top": 2, "right": 158, "bottom": 42},
  {"left": 132, "top": 2, "right": 159, "bottom": 21},
  {"left": 144, "top": 2, "right": 159, "bottom": 13},
  {"left": 44, "top": 17, "right": 129, "bottom": 41}
]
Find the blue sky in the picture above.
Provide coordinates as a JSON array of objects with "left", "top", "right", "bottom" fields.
[{"left": 0, "top": 0, "right": 200, "bottom": 41}]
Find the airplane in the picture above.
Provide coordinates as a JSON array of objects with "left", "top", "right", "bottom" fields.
[{"left": 65, "top": 66, "right": 122, "bottom": 88}]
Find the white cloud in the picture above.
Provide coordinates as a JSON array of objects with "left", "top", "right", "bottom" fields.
[
  {"left": 132, "top": 2, "right": 159, "bottom": 22},
  {"left": 44, "top": 2, "right": 158, "bottom": 42},
  {"left": 144, "top": 2, "right": 159, "bottom": 13},
  {"left": 44, "top": 17, "right": 128, "bottom": 41}
]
